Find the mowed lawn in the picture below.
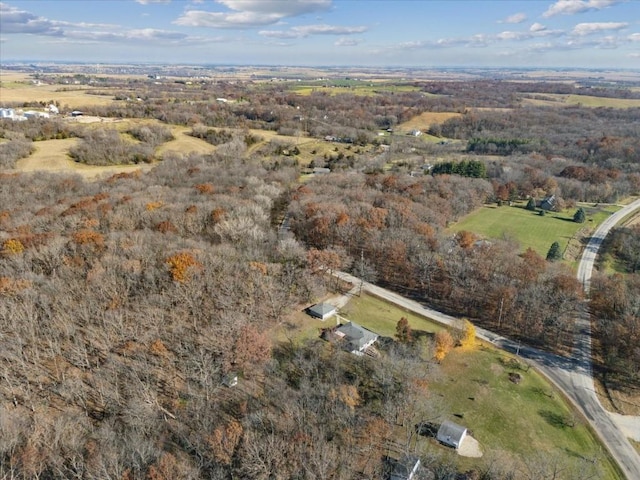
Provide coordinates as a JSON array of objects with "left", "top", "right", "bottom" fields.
[
  {"left": 431, "top": 347, "right": 622, "bottom": 478},
  {"left": 449, "top": 202, "right": 620, "bottom": 257},
  {"left": 287, "top": 293, "right": 621, "bottom": 478}
]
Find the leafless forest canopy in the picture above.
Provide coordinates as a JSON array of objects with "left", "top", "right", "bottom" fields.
[{"left": 1, "top": 71, "right": 639, "bottom": 479}]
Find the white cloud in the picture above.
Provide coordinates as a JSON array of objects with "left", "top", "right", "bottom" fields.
[
  {"left": 497, "top": 31, "right": 522, "bottom": 41},
  {"left": 0, "top": 3, "right": 116, "bottom": 35},
  {"left": 572, "top": 22, "right": 628, "bottom": 35},
  {"left": 176, "top": 0, "right": 332, "bottom": 29},
  {"left": 217, "top": 0, "right": 331, "bottom": 16},
  {"left": 260, "top": 24, "right": 366, "bottom": 38},
  {"left": 530, "top": 23, "right": 547, "bottom": 32},
  {"left": 175, "top": 10, "right": 282, "bottom": 28},
  {"left": 628, "top": 33, "right": 640, "bottom": 41},
  {"left": 0, "top": 3, "right": 62, "bottom": 35},
  {"left": 335, "top": 37, "right": 359, "bottom": 47},
  {"left": 135, "top": 0, "right": 171, "bottom": 4},
  {"left": 543, "top": 0, "right": 619, "bottom": 18},
  {"left": 501, "top": 13, "right": 527, "bottom": 24}
]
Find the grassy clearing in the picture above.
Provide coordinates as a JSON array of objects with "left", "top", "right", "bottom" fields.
[
  {"left": 340, "top": 293, "right": 445, "bottom": 338},
  {"left": 157, "top": 125, "right": 216, "bottom": 157},
  {"left": 448, "top": 202, "right": 620, "bottom": 258},
  {"left": 430, "top": 346, "right": 621, "bottom": 478},
  {"left": 13, "top": 138, "right": 154, "bottom": 180},
  {"left": 522, "top": 93, "right": 640, "bottom": 109},
  {"left": 398, "top": 111, "right": 462, "bottom": 131}
]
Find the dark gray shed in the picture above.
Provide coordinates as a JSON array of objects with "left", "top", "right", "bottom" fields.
[
  {"left": 437, "top": 420, "right": 467, "bottom": 449},
  {"left": 307, "top": 302, "right": 337, "bottom": 320}
]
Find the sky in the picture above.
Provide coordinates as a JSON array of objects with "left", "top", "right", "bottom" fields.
[{"left": 1, "top": 0, "right": 639, "bottom": 68}]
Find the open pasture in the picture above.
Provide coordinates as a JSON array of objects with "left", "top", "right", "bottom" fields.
[
  {"left": 397, "top": 111, "right": 462, "bottom": 135},
  {"left": 291, "top": 81, "right": 422, "bottom": 96},
  {"left": 14, "top": 138, "right": 154, "bottom": 179},
  {"left": 449, "top": 202, "right": 620, "bottom": 257},
  {"left": 522, "top": 93, "right": 640, "bottom": 108}
]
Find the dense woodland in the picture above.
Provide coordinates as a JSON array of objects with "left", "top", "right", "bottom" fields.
[{"left": 1, "top": 74, "right": 639, "bottom": 478}]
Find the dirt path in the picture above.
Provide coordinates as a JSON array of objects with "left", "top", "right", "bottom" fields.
[{"left": 458, "top": 435, "right": 483, "bottom": 458}]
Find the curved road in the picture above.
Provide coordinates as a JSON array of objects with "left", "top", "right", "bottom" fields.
[{"left": 334, "top": 198, "right": 640, "bottom": 479}]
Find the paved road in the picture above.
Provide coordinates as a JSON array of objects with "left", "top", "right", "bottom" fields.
[{"left": 334, "top": 198, "right": 640, "bottom": 479}]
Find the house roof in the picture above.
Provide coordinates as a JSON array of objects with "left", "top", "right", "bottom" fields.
[
  {"left": 336, "top": 321, "right": 378, "bottom": 350},
  {"left": 389, "top": 454, "right": 421, "bottom": 480},
  {"left": 308, "top": 302, "right": 337, "bottom": 317},
  {"left": 437, "top": 420, "right": 467, "bottom": 446}
]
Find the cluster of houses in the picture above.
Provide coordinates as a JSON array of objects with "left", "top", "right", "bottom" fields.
[
  {"left": 307, "top": 301, "right": 470, "bottom": 479},
  {"left": 0, "top": 104, "right": 60, "bottom": 122}
]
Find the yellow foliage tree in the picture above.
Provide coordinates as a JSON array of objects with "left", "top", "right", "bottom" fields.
[
  {"left": 434, "top": 330, "right": 454, "bottom": 362},
  {"left": 2, "top": 238, "right": 25, "bottom": 255},
  {"left": 461, "top": 319, "right": 476, "bottom": 349},
  {"left": 145, "top": 201, "right": 164, "bottom": 211}
]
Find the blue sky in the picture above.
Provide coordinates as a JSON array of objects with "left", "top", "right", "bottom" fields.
[{"left": 1, "top": 0, "right": 638, "bottom": 68}]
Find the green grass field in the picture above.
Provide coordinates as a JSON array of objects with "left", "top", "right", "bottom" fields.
[
  {"left": 290, "top": 82, "right": 421, "bottom": 96},
  {"left": 340, "top": 293, "right": 445, "bottom": 338},
  {"left": 449, "top": 202, "right": 620, "bottom": 258},
  {"left": 431, "top": 347, "right": 621, "bottom": 478},
  {"left": 315, "top": 294, "right": 621, "bottom": 478}
]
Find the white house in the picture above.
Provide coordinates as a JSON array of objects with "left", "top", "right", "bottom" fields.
[{"left": 0, "top": 108, "right": 16, "bottom": 119}]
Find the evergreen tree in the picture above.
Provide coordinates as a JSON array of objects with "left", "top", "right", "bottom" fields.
[
  {"left": 546, "top": 241, "right": 562, "bottom": 261},
  {"left": 526, "top": 198, "right": 537, "bottom": 211},
  {"left": 573, "top": 207, "right": 586, "bottom": 223}
]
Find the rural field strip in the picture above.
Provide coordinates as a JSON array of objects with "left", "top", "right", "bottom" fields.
[{"left": 335, "top": 198, "right": 640, "bottom": 480}]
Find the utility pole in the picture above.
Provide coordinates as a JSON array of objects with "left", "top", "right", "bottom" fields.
[
  {"left": 498, "top": 296, "right": 504, "bottom": 329},
  {"left": 358, "top": 248, "right": 364, "bottom": 297}
]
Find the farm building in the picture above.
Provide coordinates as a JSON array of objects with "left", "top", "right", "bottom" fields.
[
  {"left": 335, "top": 321, "right": 378, "bottom": 354},
  {"left": 437, "top": 420, "right": 467, "bottom": 449},
  {"left": 539, "top": 195, "right": 557, "bottom": 211},
  {"left": 307, "top": 302, "right": 337, "bottom": 320},
  {"left": 388, "top": 454, "right": 421, "bottom": 480}
]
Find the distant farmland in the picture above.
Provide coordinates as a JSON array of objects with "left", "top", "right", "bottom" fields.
[{"left": 398, "top": 111, "right": 462, "bottom": 132}]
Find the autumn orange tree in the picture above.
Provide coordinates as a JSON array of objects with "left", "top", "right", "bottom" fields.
[
  {"left": 395, "top": 317, "right": 413, "bottom": 343},
  {"left": 434, "top": 330, "right": 454, "bottom": 362},
  {"left": 165, "top": 251, "right": 201, "bottom": 283}
]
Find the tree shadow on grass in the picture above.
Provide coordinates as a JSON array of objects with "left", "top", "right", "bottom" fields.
[
  {"left": 539, "top": 409, "right": 573, "bottom": 429},
  {"left": 553, "top": 216, "right": 576, "bottom": 223}
]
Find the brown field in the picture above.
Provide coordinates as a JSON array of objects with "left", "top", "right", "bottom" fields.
[
  {"left": 397, "top": 111, "right": 461, "bottom": 132},
  {"left": 1, "top": 72, "right": 120, "bottom": 108},
  {"left": 157, "top": 126, "right": 216, "bottom": 157},
  {"left": 13, "top": 138, "right": 155, "bottom": 179},
  {"left": 8, "top": 122, "right": 319, "bottom": 180}
]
